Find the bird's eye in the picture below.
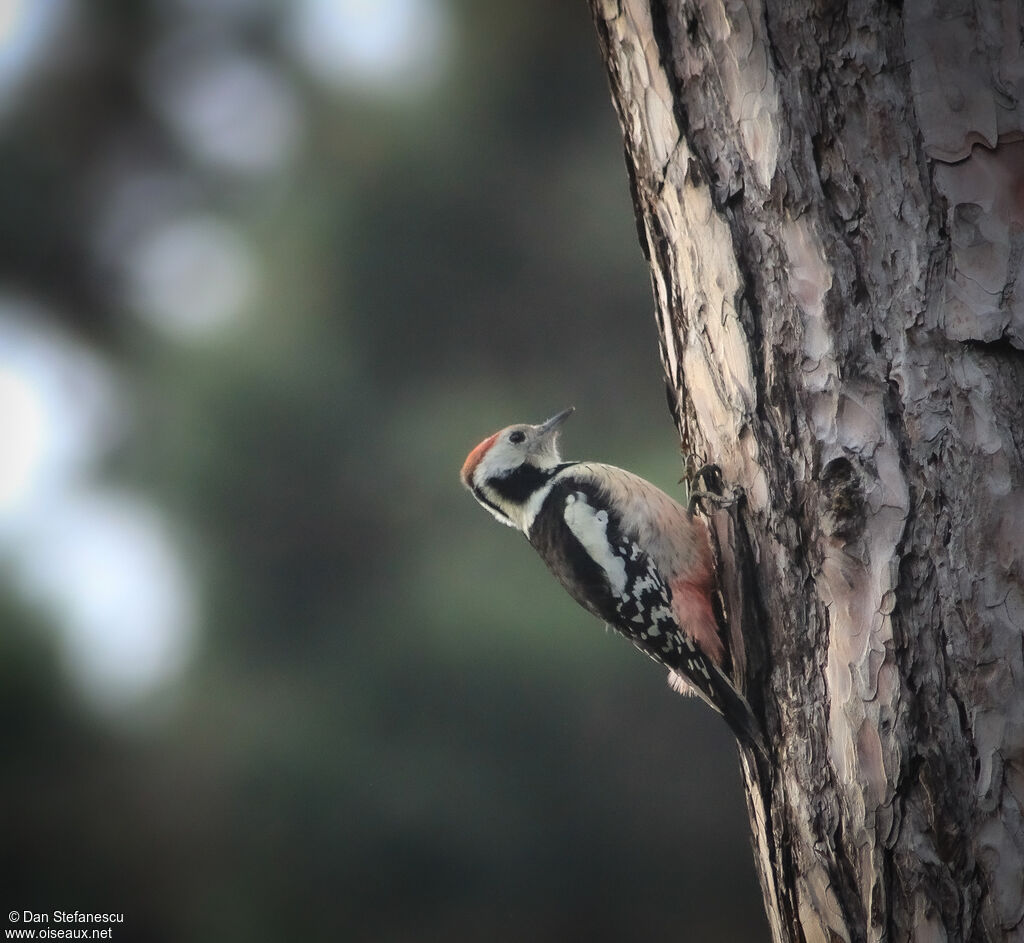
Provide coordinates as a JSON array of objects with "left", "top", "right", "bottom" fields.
[{"left": 508, "top": 430, "right": 526, "bottom": 444}]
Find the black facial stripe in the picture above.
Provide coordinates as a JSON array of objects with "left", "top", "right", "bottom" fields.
[
  {"left": 472, "top": 485, "right": 512, "bottom": 522},
  {"left": 488, "top": 462, "right": 577, "bottom": 506}
]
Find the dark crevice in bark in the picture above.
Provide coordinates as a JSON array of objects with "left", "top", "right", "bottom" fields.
[
  {"left": 685, "top": 10, "right": 699, "bottom": 41},
  {"left": 998, "top": 237, "right": 1022, "bottom": 315},
  {"left": 736, "top": 500, "right": 773, "bottom": 717},
  {"left": 774, "top": 809, "right": 807, "bottom": 943},
  {"left": 738, "top": 277, "right": 768, "bottom": 404},
  {"left": 645, "top": 202, "right": 696, "bottom": 453},
  {"left": 648, "top": 0, "right": 711, "bottom": 186},
  {"left": 664, "top": 377, "right": 682, "bottom": 431},
  {"left": 624, "top": 144, "right": 652, "bottom": 264},
  {"left": 883, "top": 413, "right": 917, "bottom": 941},
  {"left": 963, "top": 336, "right": 1024, "bottom": 360},
  {"left": 650, "top": 0, "right": 742, "bottom": 214},
  {"left": 882, "top": 845, "right": 899, "bottom": 943},
  {"left": 724, "top": 183, "right": 746, "bottom": 211},
  {"left": 648, "top": 0, "right": 688, "bottom": 134},
  {"left": 819, "top": 457, "right": 866, "bottom": 541},
  {"left": 831, "top": 813, "right": 869, "bottom": 943}
]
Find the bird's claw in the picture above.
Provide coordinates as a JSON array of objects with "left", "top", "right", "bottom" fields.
[
  {"left": 689, "top": 463, "right": 722, "bottom": 495},
  {"left": 688, "top": 487, "right": 740, "bottom": 516}
]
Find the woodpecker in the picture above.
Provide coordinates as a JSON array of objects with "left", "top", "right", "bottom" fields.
[{"left": 461, "top": 407, "right": 765, "bottom": 756}]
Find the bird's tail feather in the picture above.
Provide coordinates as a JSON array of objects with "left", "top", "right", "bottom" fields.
[
  {"left": 670, "top": 664, "right": 768, "bottom": 761},
  {"left": 710, "top": 664, "right": 768, "bottom": 760}
]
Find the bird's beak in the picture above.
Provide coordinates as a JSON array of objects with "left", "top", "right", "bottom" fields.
[{"left": 537, "top": 407, "right": 574, "bottom": 437}]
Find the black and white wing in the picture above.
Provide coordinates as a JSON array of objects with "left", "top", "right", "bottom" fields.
[{"left": 527, "top": 474, "right": 765, "bottom": 755}]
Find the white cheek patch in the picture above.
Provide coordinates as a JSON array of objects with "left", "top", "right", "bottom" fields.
[
  {"left": 483, "top": 503, "right": 518, "bottom": 529},
  {"left": 563, "top": 492, "right": 627, "bottom": 596},
  {"left": 473, "top": 479, "right": 520, "bottom": 530}
]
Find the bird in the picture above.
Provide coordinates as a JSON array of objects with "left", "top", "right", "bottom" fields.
[{"left": 460, "top": 407, "right": 765, "bottom": 756}]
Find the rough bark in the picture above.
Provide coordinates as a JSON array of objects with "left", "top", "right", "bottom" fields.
[{"left": 587, "top": 2, "right": 1024, "bottom": 941}]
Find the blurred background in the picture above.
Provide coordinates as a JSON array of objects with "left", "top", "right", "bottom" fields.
[{"left": 0, "top": 0, "right": 767, "bottom": 939}]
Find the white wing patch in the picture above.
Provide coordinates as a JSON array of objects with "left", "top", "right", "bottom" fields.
[{"left": 563, "top": 492, "right": 628, "bottom": 596}]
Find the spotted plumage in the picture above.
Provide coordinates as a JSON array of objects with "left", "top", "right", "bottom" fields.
[{"left": 461, "top": 409, "right": 766, "bottom": 757}]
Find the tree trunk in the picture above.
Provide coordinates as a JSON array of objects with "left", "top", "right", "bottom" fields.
[{"left": 587, "top": 1, "right": 1024, "bottom": 941}]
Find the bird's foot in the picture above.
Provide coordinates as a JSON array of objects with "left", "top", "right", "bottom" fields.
[{"left": 688, "top": 487, "right": 740, "bottom": 516}]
